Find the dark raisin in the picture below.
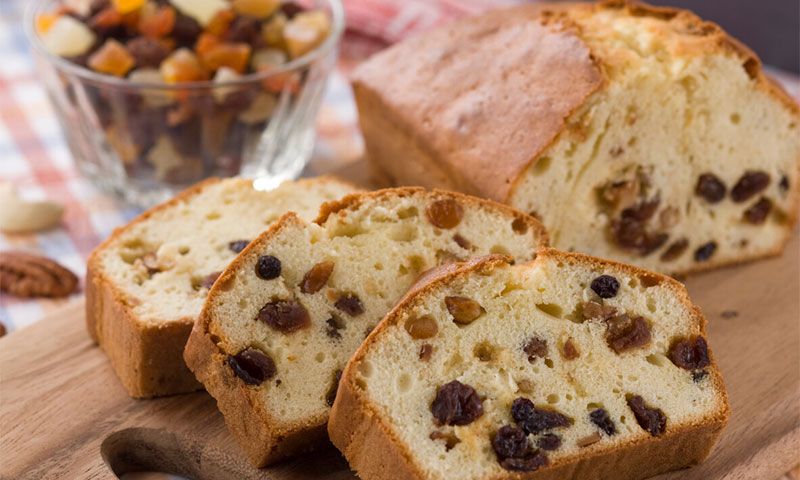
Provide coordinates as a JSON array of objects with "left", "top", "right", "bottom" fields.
[
  {"left": 256, "top": 255, "right": 281, "bottom": 279},
  {"left": 281, "top": 2, "right": 304, "bottom": 17},
  {"left": 257, "top": 300, "right": 310, "bottom": 333},
  {"left": 426, "top": 199, "right": 464, "bottom": 229},
  {"left": 622, "top": 197, "right": 660, "bottom": 222},
  {"left": 695, "top": 173, "right": 727, "bottom": 203},
  {"left": 172, "top": 12, "right": 202, "bottom": 47},
  {"left": 610, "top": 217, "right": 668, "bottom": 256},
  {"left": 325, "top": 314, "right": 345, "bottom": 339},
  {"left": 536, "top": 433, "right": 562, "bottom": 451},
  {"left": 430, "top": 381, "right": 484, "bottom": 426},
  {"left": 692, "top": 370, "right": 709, "bottom": 382},
  {"left": 491, "top": 425, "right": 529, "bottom": 459},
  {"left": 499, "top": 451, "right": 548, "bottom": 472},
  {"left": 445, "top": 296, "right": 484, "bottom": 325},
  {"left": 227, "top": 348, "right": 276, "bottom": 385},
  {"left": 694, "top": 242, "right": 717, "bottom": 262},
  {"left": 743, "top": 197, "right": 772, "bottom": 224},
  {"left": 89, "top": 0, "right": 110, "bottom": 16},
  {"left": 419, "top": 344, "right": 434, "bottom": 361},
  {"left": 779, "top": 175, "right": 790, "bottom": 192},
  {"left": 511, "top": 398, "right": 572, "bottom": 435},
  {"left": 325, "top": 369, "right": 342, "bottom": 406},
  {"left": 225, "top": 16, "right": 260, "bottom": 44},
  {"left": 668, "top": 336, "right": 710, "bottom": 370},
  {"left": 511, "top": 217, "right": 529, "bottom": 234},
  {"left": 627, "top": 395, "right": 667, "bottom": 436},
  {"left": 335, "top": 293, "right": 364, "bottom": 316},
  {"left": 126, "top": 37, "right": 169, "bottom": 68},
  {"left": 523, "top": 337, "right": 548, "bottom": 363},
  {"left": 453, "top": 233, "right": 472, "bottom": 250},
  {"left": 300, "top": 261, "right": 334, "bottom": 294},
  {"left": 201, "top": 271, "right": 221, "bottom": 290},
  {"left": 591, "top": 275, "right": 620, "bottom": 298},
  {"left": 720, "top": 310, "right": 738, "bottom": 319},
  {"left": 731, "top": 170, "right": 770, "bottom": 202},
  {"left": 605, "top": 315, "right": 651, "bottom": 353},
  {"left": 660, "top": 238, "right": 689, "bottom": 261},
  {"left": 589, "top": 408, "right": 617, "bottom": 436},
  {"left": 430, "top": 431, "right": 460, "bottom": 451},
  {"left": 228, "top": 239, "right": 250, "bottom": 254}
]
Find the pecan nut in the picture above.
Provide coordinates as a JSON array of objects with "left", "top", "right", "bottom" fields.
[{"left": 0, "top": 251, "right": 78, "bottom": 298}]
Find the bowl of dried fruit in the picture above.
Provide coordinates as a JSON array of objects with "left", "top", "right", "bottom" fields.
[{"left": 26, "top": 0, "right": 343, "bottom": 207}]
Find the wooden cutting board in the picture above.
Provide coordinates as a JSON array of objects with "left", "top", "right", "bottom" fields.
[{"left": 1, "top": 226, "right": 798, "bottom": 480}]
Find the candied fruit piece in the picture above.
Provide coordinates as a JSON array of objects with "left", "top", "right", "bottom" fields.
[
  {"left": 431, "top": 380, "right": 484, "bottom": 426},
  {"left": 138, "top": 2, "right": 176, "bottom": 38},
  {"left": 41, "top": 16, "right": 96, "bottom": 58},
  {"left": 194, "top": 32, "right": 220, "bottom": 56},
  {"left": 261, "top": 12, "right": 287, "bottom": 48},
  {"left": 212, "top": 67, "right": 242, "bottom": 103},
  {"left": 205, "top": 8, "right": 235, "bottom": 36},
  {"left": 128, "top": 69, "right": 174, "bottom": 107},
  {"left": 36, "top": 13, "right": 61, "bottom": 35},
  {"left": 112, "top": 0, "right": 145, "bottom": 14},
  {"left": 232, "top": 0, "right": 280, "bottom": 19},
  {"left": 89, "top": 6, "right": 123, "bottom": 34},
  {"left": 171, "top": 0, "right": 228, "bottom": 27},
  {"left": 201, "top": 42, "right": 251, "bottom": 73},
  {"left": 160, "top": 48, "right": 208, "bottom": 83},
  {"left": 284, "top": 10, "right": 330, "bottom": 58},
  {"left": 88, "top": 39, "right": 135, "bottom": 77}
]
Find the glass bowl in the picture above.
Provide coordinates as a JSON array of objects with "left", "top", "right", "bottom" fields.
[{"left": 25, "top": 0, "right": 344, "bottom": 207}]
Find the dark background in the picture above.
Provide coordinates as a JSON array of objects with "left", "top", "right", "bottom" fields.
[{"left": 659, "top": 0, "right": 799, "bottom": 72}]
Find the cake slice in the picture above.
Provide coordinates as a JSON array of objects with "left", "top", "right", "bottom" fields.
[
  {"left": 353, "top": 0, "right": 800, "bottom": 275},
  {"left": 329, "top": 252, "right": 729, "bottom": 480},
  {"left": 86, "top": 176, "right": 357, "bottom": 398},
  {"left": 184, "top": 188, "right": 548, "bottom": 466}
]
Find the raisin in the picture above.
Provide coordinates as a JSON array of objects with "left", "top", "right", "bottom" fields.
[
  {"left": 300, "top": 260, "right": 334, "bottom": 294},
  {"left": 581, "top": 301, "right": 617, "bottom": 321},
  {"left": 172, "top": 12, "right": 202, "bottom": 47},
  {"left": 511, "top": 217, "right": 529, "bottom": 234},
  {"left": 692, "top": 370, "right": 709, "bottom": 382},
  {"left": 227, "top": 348, "right": 276, "bottom": 385},
  {"left": 325, "top": 314, "right": 345, "bottom": 339},
  {"left": 779, "top": 175, "right": 790, "bottom": 192},
  {"left": 591, "top": 275, "right": 620, "bottom": 298},
  {"left": 126, "top": 37, "right": 168, "bottom": 68},
  {"left": 257, "top": 300, "right": 310, "bottom": 333},
  {"left": 281, "top": 2, "right": 304, "bottom": 17},
  {"left": 335, "top": 293, "right": 364, "bottom": 316},
  {"left": 419, "top": 344, "right": 434, "bottom": 361},
  {"left": 668, "top": 336, "right": 710, "bottom": 370},
  {"left": 404, "top": 315, "right": 438, "bottom": 339},
  {"left": 228, "top": 239, "right": 249, "bottom": 253},
  {"left": 523, "top": 337, "right": 548, "bottom": 363},
  {"left": 201, "top": 271, "right": 221, "bottom": 289},
  {"left": 511, "top": 398, "right": 572, "bottom": 435},
  {"left": 605, "top": 315, "right": 651, "bottom": 353},
  {"left": 426, "top": 199, "right": 464, "bottom": 229},
  {"left": 743, "top": 197, "right": 772, "bottom": 224},
  {"left": 731, "top": 171, "right": 770, "bottom": 202},
  {"left": 695, "top": 173, "right": 727, "bottom": 203},
  {"left": 453, "top": 233, "right": 472, "bottom": 250},
  {"left": 561, "top": 338, "right": 579, "bottom": 360},
  {"left": 627, "top": 395, "right": 667, "bottom": 436},
  {"left": 429, "top": 431, "right": 460, "bottom": 451},
  {"left": 430, "top": 380, "right": 484, "bottom": 426},
  {"left": 225, "top": 16, "right": 260, "bottom": 44},
  {"left": 694, "top": 241, "right": 717, "bottom": 262},
  {"left": 660, "top": 238, "right": 689, "bottom": 261},
  {"left": 492, "top": 425, "right": 529, "bottom": 459},
  {"left": 325, "top": 369, "right": 342, "bottom": 406},
  {"left": 256, "top": 255, "right": 281, "bottom": 279},
  {"left": 536, "top": 433, "right": 562, "bottom": 451},
  {"left": 610, "top": 217, "right": 668, "bottom": 256},
  {"left": 589, "top": 408, "right": 617, "bottom": 436},
  {"left": 499, "top": 451, "right": 548, "bottom": 472},
  {"left": 445, "top": 296, "right": 484, "bottom": 325},
  {"left": 622, "top": 197, "right": 660, "bottom": 222}
]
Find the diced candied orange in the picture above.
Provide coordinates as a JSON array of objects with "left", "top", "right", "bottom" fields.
[
  {"left": 138, "top": 3, "right": 176, "bottom": 38},
  {"left": 205, "top": 8, "right": 235, "bottom": 36},
  {"left": 194, "top": 32, "right": 220, "bottom": 57},
  {"left": 261, "top": 12, "right": 287, "bottom": 48},
  {"left": 112, "top": 0, "right": 145, "bottom": 15},
  {"left": 283, "top": 11, "right": 331, "bottom": 59},
  {"left": 88, "top": 6, "right": 123, "bottom": 31},
  {"left": 231, "top": 0, "right": 280, "bottom": 19},
  {"left": 161, "top": 48, "right": 209, "bottom": 83},
  {"left": 35, "top": 12, "right": 60, "bottom": 35},
  {"left": 201, "top": 43, "right": 251, "bottom": 73},
  {"left": 88, "top": 39, "right": 136, "bottom": 77}
]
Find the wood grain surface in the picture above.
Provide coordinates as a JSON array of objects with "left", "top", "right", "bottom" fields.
[{"left": 1, "top": 229, "right": 797, "bottom": 479}]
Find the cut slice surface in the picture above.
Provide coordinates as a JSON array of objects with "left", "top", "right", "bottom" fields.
[
  {"left": 184, "top": 187, "right": 548, "bottom": 465},
  {"left": 329, "top": 252, "right": 729, "bottom": 480}
]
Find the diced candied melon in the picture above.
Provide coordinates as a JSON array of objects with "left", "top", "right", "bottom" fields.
[
  {"left": 194, "top": 32, "right": 220, "bottom": 57},
  {"left": 201, "top": 42, "right": 251, "bottom": 73},
  {"left": 35, "top": 12, "right": 60, "bottom": 35},
  {"left": 160, "top": 48, "right": 208, "bottom": 83},
  {"left": 231, "top": 0, "right": 281, "bottom": 19},
  {"left": 41, "top": 16, "right": 97, "bottom": 58},
  {"left": 170, "top": 0, "right": 228, "bottom": 27},
  {"left": 88, "top": 39, "right": 136, "bottom": 77},
  {"left": 283, "top": 10, "right": 331, "bottom": 58}
]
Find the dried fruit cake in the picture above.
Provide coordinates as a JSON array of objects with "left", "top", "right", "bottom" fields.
[
  {"left": 328, "top": 253, "right": 729, "bottom": 480},
  {"left": 87, "top": 176, "right": 356, "bottom": 398},
  {"left": 352, "top": 0, "right": 800, "bottom": 275},
  {"left": 183, "top": 188, "right": 548, "bottom": 466}
]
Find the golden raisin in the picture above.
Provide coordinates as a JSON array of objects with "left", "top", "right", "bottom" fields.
[
  {"left": 299, "top": 260, "right": 334, "bottom": 294},
  {"left": 404, "top": 315, "right": 438, "bottom": 339},
  {"left": 444, "top": 296, "right": 484, "bottom": 325},
  {"left": 426, "top": 199, "right": 464, "bottom": 229}
]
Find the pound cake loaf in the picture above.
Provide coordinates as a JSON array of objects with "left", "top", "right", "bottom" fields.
[
  {"left": 184, "top": 188, "right": 548, "bottom": 466},
  {"left": 329, "top": 253, "right": 729, "bottom": 480},
  {"left": 86, "top": 176, "right": 357, "bottom": 398},
  {"left": 353, "top": 0, "right": 800, "bottom": 275}
]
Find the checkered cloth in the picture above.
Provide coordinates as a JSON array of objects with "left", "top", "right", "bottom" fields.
[{"left": 0, "top": 0, "right": 798, "bottom": 333}]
